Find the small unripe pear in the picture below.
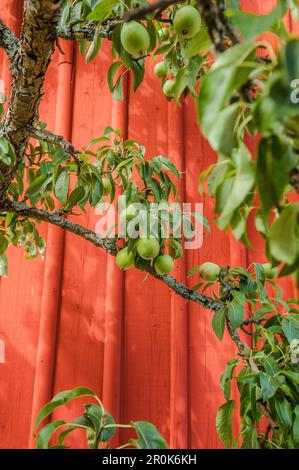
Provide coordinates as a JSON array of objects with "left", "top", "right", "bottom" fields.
[
  {"left": 198, "top": 262, "right": 220, "bottom": 281},
  {"left": 116, "top": 247, "right": 135, "bottom": 270},
  {"left": 173, "top": 5, "right": 202, "bottom": 39},
  {"left": 154, "top": 254, "right": 174, "bottom": 275},
  {"left": 162, "top": 79, "right": 174, "bottom": 97},
  {"left": 120, "top": 21, "right": 150, "bottom": 57},
  {"left": 137, "top": 238, "right": 160, "bottom": 260},
  {"left": 154, "top": 61, "right": 167, "bottom": 78}
]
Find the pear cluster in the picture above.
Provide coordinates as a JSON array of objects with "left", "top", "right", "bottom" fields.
[
  {"left": 116, "top": 238, "right": 175, "bottom": 275},
  {"left": 115, "top": 206, "right": 180, "bottom": 275}
]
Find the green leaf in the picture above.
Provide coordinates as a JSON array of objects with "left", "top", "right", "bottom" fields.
[
  {"left": 216, "top": 400, "right": 235, "bottom": 448},
  {"left": 52, "top": 149, "right": 69, "bottom": 164},
  {"left": 36, "top": 420, "right": 66, "bottom": 449},
  {"left": 293, "top": 405, "right": 299, "bottom": 445},
  {"left": 206, "top": 103, "right": 239, "bottom": 156},
  {"left": 0, "top": 253, "right": 8, "bottom": 276},
  {"left": 226, "top": 299, "right": 244, "bottom": 331},
  {"left": 250, "top": 384, "right": 262, "bottom": 422},
  {"left": 257, "top": 136, "right": 296, "bottom": 214},
  {"left": 107, "top": 61, "right": 123, "bottom": 92},
  {"left": 87, "top": 0, "right": 119, "bottom": 22},
  {"left": 112, "top": 73, "right": 124, "bottom": 101},
  {"left": 170, "top": 68, "right": 188, "bottom": 104},
  {"left": 65, "top": 186, "right": 86, "bottom": 210},
  {"left": 0, "top": 236, "right": 8, "bottom": 255},
  {"left": 207, "top": 160, "right": 229, "bottom": 196},
  {"left": 85, "top": 28, "right": 102, "bottom": 63},
  {"left": 282, "top": 315, "right": 299, "bottom": 343},
  {"left": 79, "top": 38, "right": 90, "bottom": 56},
  {"left": 131, "top": 421, "right": 168, "bottom": 449},
  {"left": 187, "top": 27, "right": 211, "bottom": 58},
  {"left": 58, "top": 415, "right": 92, "bottom": 445},
  {"left": 99, "top": 411, "right": 115, "bottom": 443},
  {"left": 83, "top": 405, "right": 115, "bottom": 445},
  {"left": 154, "top": 41, "right": 174, "bottom": 56},
  {"left": 281, "top": 370, "right": 299, "bottom": 386},
  {"left": 259, "top": 372, "right": 279, "bottom": 401},
  {"left": 269, "top": 204, "right": 299, "bottom": 265},
  {"left": 218, "top": 143, "right": 255, "bottom": 227},
  {"left": 83, "top": 404, "right": 104, "bottom": 435},
  {"left": 274, "top": 397, "right": 293, "bottom": 430},
  {"left": 55, "top": 171, "right": 69, "bottom": 206},
  {"left": 241, "top": 427, "right": 259, "bottom": 449},
  {"left": 146, "top": 19, "right": 157, "bottom": 53},
  {"left": 212, "top": 307, "right": 227, "bottom": 341},
  {"left": 263, "top": 356, "right": 280, "bottom": 376},
  {"left": 131, "top": 60, "right": 145, "bottom": 92},
  {"left": 221, "top": 359, "right": 239, "bottom": 400},
  {"left": 34, "top": 387, "right": 98, "bottom": 431},
  {"left": 154, "top": 156, "right": 180, "bottom": 179},
  {"left": 198, "top": 41, "right": 256, "bottom": 134},
  {"left": 254, "top": 263, "right": 266, "bottom": 294},
  {"left": 231, "top": 0, "right": 287, "bottom": 40},
  {"left": 25, "top": 173, "right": 52, "bottom": 198}
]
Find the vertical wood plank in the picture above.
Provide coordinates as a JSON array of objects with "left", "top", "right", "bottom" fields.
[{"left": 28, "top": 42, "right": 75, "bottom": 448}]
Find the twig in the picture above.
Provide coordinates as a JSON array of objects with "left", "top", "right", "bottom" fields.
[
  {"left": 0, "top": 18, "right": 19, "bottom": 64},
  {"left": 28, "top": 126, "right": 82, "bottom": 174},
  {"left": 58, "top": 21, "right": 113, "bottom": 41},
  {"left": 124, "top": 0, "right": 179, "bottom": 22},
  {"left": 226, "top": 318, "right": 245, "bottom": 357},
  {"left": 196, "top": 0, "right": 239, "bottom": 53},
  {"left": 242, "top": 318, "right": 265, "bottom": 325}
]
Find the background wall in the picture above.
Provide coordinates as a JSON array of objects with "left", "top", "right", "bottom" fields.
[{"left": 0, "top": 0, "right": 296, "bottom": 449}]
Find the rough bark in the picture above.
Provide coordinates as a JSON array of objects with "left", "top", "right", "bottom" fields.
[
  {"left": 196, "top": 0, "right": 239, "bottom": 52},
  {"left": 0, "top": 0, "right": 62, "bottom": 199},
  {"left": 0, "top": 18, "right": 19, "bottom": 63}
]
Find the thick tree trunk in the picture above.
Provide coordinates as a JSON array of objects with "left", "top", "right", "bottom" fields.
[{"left": 1, "top": 0, "right": 62, "bottom": 198}]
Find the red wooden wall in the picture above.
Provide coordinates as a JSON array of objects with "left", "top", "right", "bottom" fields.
[{"left": 0, "top": 0, "right": 296, "bottom": 449}]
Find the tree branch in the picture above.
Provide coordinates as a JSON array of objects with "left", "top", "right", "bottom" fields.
[
  {"left": 57, "top": 20, "right": 115, "bottom": 41},
  {"left": 0, "top": 18, "right": 19, "bottom": 63},
  {"left": 124, "top": 0, "right": 179, "bottom": 22},
  {"left": 1, "top": 200, "right": 117, "bottom": 255},
  {"left": 196, "top": 0, "right": 239, "bottom": 53},
  {"left": 0, "top": 199, "right": 224, "bottom": 312},
  {"left": 28, "top": 126, "right": 81, "bottom": 174},
  {"left": 57, "top": 21, "right": 99, "bottom": 41},
  {"left": 1, "top": 0, "right": 63, "bottom": 200},
  {"left": 57, "top": 1, "right": 178, "bottom": 41}
]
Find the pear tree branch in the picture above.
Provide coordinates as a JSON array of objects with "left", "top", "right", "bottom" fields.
[
  {"left": 123, "top": 0, "right": 179, "bottom": 22},
  {"left": 0, "top": 18, "right": 19, "bottom": 64},
  {"left": 28, "top": 126, "right": 82, "bottom": 173},
  {"left": 0, "top": 199, "right": 224, "bottom": 312}
]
